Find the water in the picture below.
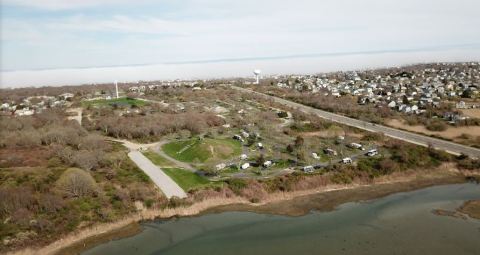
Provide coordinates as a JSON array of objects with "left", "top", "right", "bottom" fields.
[{"left": 83, "top": 183, "right": 480, "bottom": 255}]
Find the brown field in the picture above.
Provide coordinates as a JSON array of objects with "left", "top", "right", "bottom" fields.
[
  {"left": 461, "top": 108, "right": 480, "bottom": 119},
  {"left": 0, "top": 148, "right": 53, "bottom": 167},
  {"left": 387, "top": 119, "right": 480, "bottom": 142}
]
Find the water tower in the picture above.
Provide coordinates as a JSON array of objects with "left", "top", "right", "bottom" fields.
[{"left": 253, "top": 69, "right": 261, "bottom": 84}]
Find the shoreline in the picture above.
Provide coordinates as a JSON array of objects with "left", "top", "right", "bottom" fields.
[{"left": 7, "top": 169, "right": 475, "bottom": 255}]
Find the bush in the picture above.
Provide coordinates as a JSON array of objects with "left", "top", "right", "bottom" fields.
[
  {"left": 56, "top": 168, "right": 99, "bottom": 198},
  {"left": 362, "top": 132, "right": 385, "bottom": 142},
  {"left": 457, "top": 158, "right": 480, "bottom": 171},
  {"left": 426, "top": 120, "right": 447, "bottom": 131},
  {"left": 225, "top": 178, "right": 247, "bottom": 195}
]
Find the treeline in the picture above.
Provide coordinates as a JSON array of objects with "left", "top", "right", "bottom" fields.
[{"left": 84, "top": 111, "right": 225, "bottom": 141}]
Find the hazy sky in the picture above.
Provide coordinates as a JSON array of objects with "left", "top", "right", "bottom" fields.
[{"left": 1, "top": 0, "right": 480, "bottom": 87}]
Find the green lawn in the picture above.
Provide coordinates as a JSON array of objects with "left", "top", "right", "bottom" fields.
[
  {"left": 82, "top": 97, "right": 147, "bottom": 108},
  {"left": 162, "top": 168, "right": 212, "bottom": 191},
  {"left": 162, "top": 138, "right": 242, "bottom": 163},
  {"left": 142, "top": 150, "right": 174, "bottom": 167}
]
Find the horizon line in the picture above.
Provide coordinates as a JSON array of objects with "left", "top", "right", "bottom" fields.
[{"left": 2, "top": 42, "right": 480, "bottom": 73}]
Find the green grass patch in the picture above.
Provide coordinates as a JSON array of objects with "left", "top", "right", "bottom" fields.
[
  {"left": 82, "top": 97, "right": 147, "bottom": 108},
  {"left": 162, "top": 138, "right": 242, "bottom": 163},
  {"left": 143, "top": 150, "right": 174, "bottom": 167},
  {"left": 162, "top": 168, "right": 212, "bottom": 191}
]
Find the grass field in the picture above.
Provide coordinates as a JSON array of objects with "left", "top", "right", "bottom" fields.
[
  {"left": 162, "top": 168, "right": 213, "bottom": 191},
  {"left": 162, "top": 138, "right": 242, "bottom": 163},
  {"left": 82, "top": 97, "right": 147, "bottom": 108},
  {"left": 142, "top": 150, "right": 174, "bottom": 167}
]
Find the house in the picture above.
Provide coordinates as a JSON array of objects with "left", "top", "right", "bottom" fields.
[
  {"left": 257, "top": 143, "right": 264, "bottom": 149},
  {"left": 1, "top": 103, "right": 10, "bottom": 110},
  {"left": 241, "top": 163, "right": 250, "bottom": 170},
  {"left": 240, "top": 154, "right": 248, "bottom": 160},
  {"left": 312, "top": 153, "right": 320, "bottom": 159},
  {"left": 456, "top": 101, "right": 467, "bottom": 109},
  {"left": 15, "top": 108, "right": 34, "bottom": 116},
  {"left": 129, "top": 86, "right": 139, "bottom": 92},
  {"left": 59, "top": 93, "right": 74, "bottom": 100},
  {"left": 342, "top": 157, "right": 353, "bottom": 164},
  {"left": 303, "top": 165, "right": 314, "bottom": 173}
]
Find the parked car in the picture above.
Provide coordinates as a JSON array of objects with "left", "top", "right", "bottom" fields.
[
  {"left": 342, "top": 157, "right": 353, "bottom": 164},
  {"left": 303, "top": 165, "right": 314, "bottom": 173}
]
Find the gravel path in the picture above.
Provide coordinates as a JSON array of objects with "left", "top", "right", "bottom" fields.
[
  {"left": 128, "top": 151, "right": 187, "bottom": 199},
  {"left": 153, "top": 141, "right": 197, "bottom": 172}
]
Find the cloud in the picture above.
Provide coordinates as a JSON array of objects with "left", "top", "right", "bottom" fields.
[
  {"left": 1, "top": 0, "right": 480, "bottom": 71},
  {"left": 1, "top": 0, "right": 142, "bottom": 10}
]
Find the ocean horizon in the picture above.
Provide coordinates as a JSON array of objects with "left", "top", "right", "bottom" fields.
[{"left": 2, "top": 47, "right": 480, "bottom": 88}]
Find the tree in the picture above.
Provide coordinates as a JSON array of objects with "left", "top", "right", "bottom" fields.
[
  {"left": 73, "top": 150, "right": 101, "bottom": 170},
  {"left": 294, "top": 136, "right": 304, "bottom": 148},
  {"left": 56, "top": 168, "right": 98, "bottom": 198}
]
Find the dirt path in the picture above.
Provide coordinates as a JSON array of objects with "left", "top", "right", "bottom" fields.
[
  {"left": 152, "top": 141, "right": 197, "bottom": 172},
  {"left": 66, "top": 108, "right": 82, "bottom": 125}
]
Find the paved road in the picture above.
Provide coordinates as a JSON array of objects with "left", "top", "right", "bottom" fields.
[
  {"left": 128, "top": 151, "right": 187, "bottom": 199},
  {"left": 231, "top": 86, "right": 480, "bottom": 159}
]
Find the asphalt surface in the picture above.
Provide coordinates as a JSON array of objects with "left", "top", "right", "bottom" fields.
[
  {"left": 128, "top": 150, "right": 187, "bottom": 199},
  {"left": 231, "top": 86, "right": 480, "bottom": 159}
]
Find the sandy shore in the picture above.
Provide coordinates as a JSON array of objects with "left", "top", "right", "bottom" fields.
[{"left": 7, "top": 167, "right": 475, "bottom": 255}]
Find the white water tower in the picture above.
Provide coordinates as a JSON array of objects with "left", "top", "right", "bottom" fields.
[{"left": 253, "top": 69, "right": 261, "bottom": 84}]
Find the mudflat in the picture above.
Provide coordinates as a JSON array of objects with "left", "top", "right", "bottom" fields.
[
  {"left": 458, "top": 200, "right": 480, "bottom": 219},
  {"left": 207, "top": 176, "right": 467, "bottom": 216}
]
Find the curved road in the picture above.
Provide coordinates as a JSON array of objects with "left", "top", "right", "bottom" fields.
[
  {"left": 152, "top": 141, "right": 197, "bottom": 172},
  {"left": 231, "top": 86, "right": 480, "bottom": 159}
]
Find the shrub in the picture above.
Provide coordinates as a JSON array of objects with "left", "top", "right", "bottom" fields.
[
  {"left": 362, "top": 132, "right": 385, "bottom": 142},
  {"left": 457, "top": 158, "right": 480, "bottom": 171},
  {"left": 225, "top": 178, "right": 247, "bottom": 195},
  {"left": 56, "top": 168, "right": 99, "bottom": 198},
  {"left": 426, "top": 120, "right": 447, "bottom": 131}
]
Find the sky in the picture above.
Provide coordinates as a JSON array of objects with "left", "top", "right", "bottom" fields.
[{"left": 1, "top": 0, "right": 480, "bottom": 87}]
